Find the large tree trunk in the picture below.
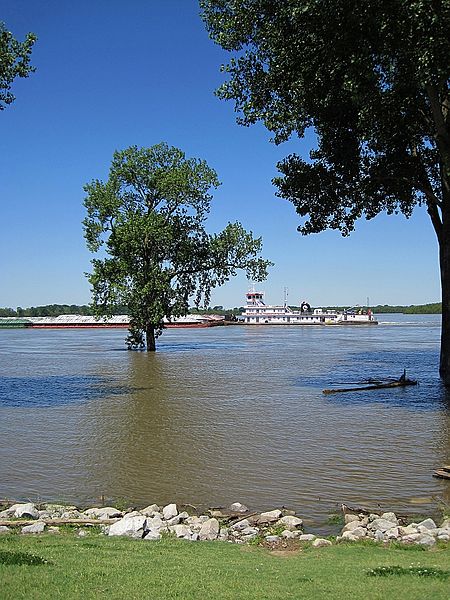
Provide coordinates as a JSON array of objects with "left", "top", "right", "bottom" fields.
[
  {"left": 439, "top": 215, "right": 450, "bottom": 385},
  {"left": 146, "top": 324, "right": 156, "bottom": 351}
]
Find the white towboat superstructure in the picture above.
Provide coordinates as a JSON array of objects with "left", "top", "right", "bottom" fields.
[{"left": 242, "top": 291, "right": 377, "bottom": 325}]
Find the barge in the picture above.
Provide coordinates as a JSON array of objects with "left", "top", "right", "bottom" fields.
[{"left": 0, "top": 314, "right": 226, "bottom": 329}]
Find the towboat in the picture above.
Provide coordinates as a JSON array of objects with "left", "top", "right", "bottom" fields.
[{"left": 241, "top": 291, "right": 377, "bottom": 325}]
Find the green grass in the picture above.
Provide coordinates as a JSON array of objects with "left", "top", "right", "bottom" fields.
[
  {"left": 367, "top": 565, "right": 449, "bottom": 579},
  {"left": 0, "top": 534, "right": 449, "bottom": 599}
]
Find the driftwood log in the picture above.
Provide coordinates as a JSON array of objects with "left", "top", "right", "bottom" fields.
[
  {"left": 323, "top": 380, "right": 417, "bottom": 394},
  {"left": 0, "top": 518, "right": 120, "bottom": 527}
]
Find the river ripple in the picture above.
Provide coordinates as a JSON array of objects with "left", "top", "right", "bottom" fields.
[{"left": 1, "top": 314, "right": 449, "bottom": 529}]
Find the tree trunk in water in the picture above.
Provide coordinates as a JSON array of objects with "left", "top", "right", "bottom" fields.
[
  {"left": 146, "top": 324, "right": 156, "bottom": 352},
  {"left": 439, "top": 217, "right": 450, "bottom": 385}
]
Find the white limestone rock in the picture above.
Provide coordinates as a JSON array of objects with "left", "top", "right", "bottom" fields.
[
  {"left": 258, "top": 510, "right": 282, "bottom": 523},
  {"left": 281, "top": 530, "right": 297, "bottom": 539},
  {"left": 341, "top": 532, "right": 359, "bottom": 541},
  {"left": 162, "top": 504, "right": 178, "bottom": 520},
  {"left": 231, "top": 519, "right": 250, "bottom": 531},
  {"left": 84, "top": 507, "right": 123, "bottom": 519},
  {"left": 299, "top": 534, "right": 316, "bottom": 542},
  {"left": 143, "top": 528, "right": 161, "bottom": 541},
  {"left": 416, "top": 518, "right": 437, "bottom": 530},
  {"left": 198, "top": 515, "right": 210, "bottom": 523},
  {"left": 344, "top": 514, "right": 360, "bottom": 525},
  {"left": 401, "top": 533, "right": 421, "bottom": 543},
  {"left": 342, "top": 520, "right": 364, "bottom": 533},
  {"left": 417, "top": 525, "right": 435, "bottom": 534},
  {"left": 241, "top": 527, "right": 259, "bottom": 537},
  {"left": 185, "top": 516, "right": 203, "bottom": 531},
  {"left": 199, "top": 518, "right": 219, "bottom": 541},
  {"left": 21, "top": 521, "right": 45, "bottom": 534},
  {"left": 146, "top": 515, "right": 165, "bottom": 532},
  {"left": 398, "top": 524, "right": 419, "bottom": 536},
  {"left": 108, "top": 515, "right": 146, "bottom": 538},
  {"left": 368, "top": 519, "right": 398, "bottom": 533},
  {"left": 350, "top": 527, "right": 367, "bottom": 539},
  {"left": 38, "top": 511, "right": 51, "bottom": 519},
  {"left": 171, "top": 524, "right": 192, "bottom": 539},
  {"left": 312, "top": 538, "right": 332, "bottom": 548},
  {"left": 276, "top": 515, "right": 303, "bottom": 530},
  {"left": 415, "top": 534, "right": 436, "bottom": 546},
  {"left": 380, "top": 512, "right": 398, "bottom": 525},
  {"left": 0, "top": 526, "right": 11, "bottom": 534},
  {"left": 229, "top": 502, "right": 248, "bottom": 513},
  {"left": 141, "top": 504, "right": 160, "bottom": 516},
  {"left": 12, "top": 503, "right": 39, "bottom": 519},
  {"left": 385, "top": 527, "right": 400, "bottom": 539},
  {"left": 122, "top": 510, "right": 142, "bottom": 518},
  {"left": 374, "top": 530, "right": 385, "bottom": 542}
]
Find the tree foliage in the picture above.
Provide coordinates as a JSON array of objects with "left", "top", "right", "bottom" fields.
[
  {"left": 0, "top": 21, "right": 36, "bottom": 110},
  {"left": 201, "top": 0, "right": 450, "bottom": 380},
  {"left": 83, "top": 143, "right": 271, "bottom": 349},
  {"left": 201, "top": 0, "right": 449, "bottom": 237}
]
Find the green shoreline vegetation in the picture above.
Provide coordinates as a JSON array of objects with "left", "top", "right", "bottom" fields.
[
  {"left": 1, "top": 533, "right": 449, "bottom": 600},
  {"left": 0, "top": 302, "right": 442, "bottom": 318}
]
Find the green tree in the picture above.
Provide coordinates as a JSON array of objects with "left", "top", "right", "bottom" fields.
[
  {"left": 201, "top": 0, "right": 450, "bottom": 383},
  {"left": 0, "top": 21, "right": 36, "bottom": 110},
  {"left": 83, "top": 143, "right": 271, "bottom": 350}
]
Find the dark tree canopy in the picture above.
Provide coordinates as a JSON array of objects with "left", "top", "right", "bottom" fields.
[
  {"left": 83, "top": 143, "right": 271, "bottom": 350},
  {"left": 201, "top": 0, "right": 450, "bottom": 382},
  {"left": 0, "top": 21, "right": 36, "bottom": 110},
  {"left": 201, "top": 0, "right": 449, "bottom": 236}
]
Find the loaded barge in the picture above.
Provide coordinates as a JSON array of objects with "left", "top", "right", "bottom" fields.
[{"left": 0, "top": 315, "right": 227, "bottom": 329}]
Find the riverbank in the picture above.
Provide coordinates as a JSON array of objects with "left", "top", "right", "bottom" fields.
[
  {"left": 1, "top": 501, "right": 449, "bottom": 547},
  {"left": 2, "top": 502, "right": 449, "bottom": 599}
]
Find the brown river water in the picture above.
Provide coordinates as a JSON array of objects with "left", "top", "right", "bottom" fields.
[{"left": 1, "top": 315, "right": 449, "bottom": 530}]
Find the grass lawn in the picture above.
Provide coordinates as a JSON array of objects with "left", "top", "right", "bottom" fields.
[{"left": 0, "top": 533, "right": 449, "bottom": 599}]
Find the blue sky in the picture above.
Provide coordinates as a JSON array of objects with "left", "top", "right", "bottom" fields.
[{"left": 0, "top": 0, "right": 441, "bottom": 309}]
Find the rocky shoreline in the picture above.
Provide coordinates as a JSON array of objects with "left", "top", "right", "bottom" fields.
[{"left": 1, "top": 501, "right": 449, "bottom": 548}]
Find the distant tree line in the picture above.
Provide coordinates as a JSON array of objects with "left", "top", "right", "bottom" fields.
[
  {"left": 0, "top": 305, "right": 129, "bottom": 317},
  {"left": 0, "top": 302, "right": 442, "bottom": 318},
  {"left": 324, "top": 303, "right": 442, "bottom": 314},
  {"left": 372, "top": 303, "right": 442, "bottom": 314}
]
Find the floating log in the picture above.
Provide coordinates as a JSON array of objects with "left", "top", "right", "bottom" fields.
[
  {"left": 323, "top": 379, "right": 417, "bottom": 395},
  {"left": 433, "top": 469, "right": 450, "bottom": 480},
  {"left": 0, "top": 517, "right": 119, "bottom": 527}
]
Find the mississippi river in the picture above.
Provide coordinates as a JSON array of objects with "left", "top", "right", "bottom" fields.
[{"left": 1, "top": 314, "right": 449, "bottom": 529}]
